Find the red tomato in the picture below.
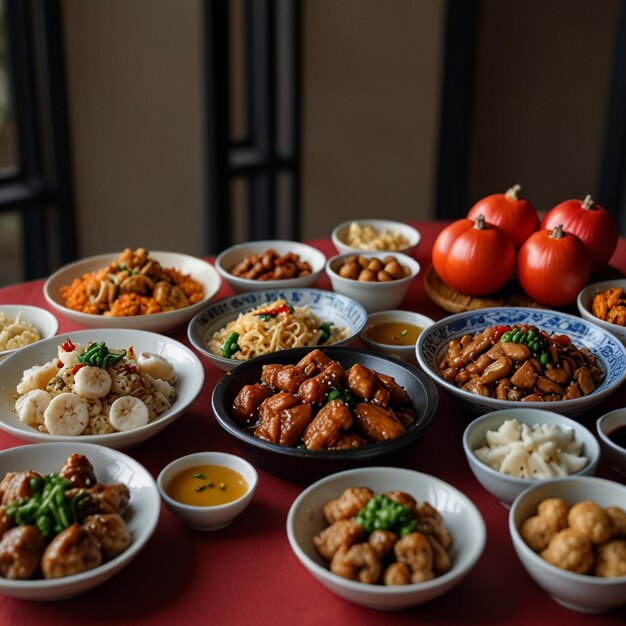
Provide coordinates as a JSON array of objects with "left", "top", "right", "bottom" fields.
[
  {"left": 517, "top": 225, "right": 591, "bottom": 306},
  {"left": 541, "top": 195, "right": 618, "bottom": 273},
  {"left": 432, "top": 215, "right": 515, "bottom": 295},
  {"left": 467, "top": 184, "right": 539, "bottom": 249}
]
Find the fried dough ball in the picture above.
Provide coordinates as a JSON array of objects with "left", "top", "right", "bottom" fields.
[
  {"left": 593, "top": 539, "right": 626, "bottom": 578},
  {"left": 606, "top": 506, "right": 626, "bottom": 537},
  {"left": 313, "top": 519, "right": 366, "bottom": 561},
  {"left": 330, "top": 543, "right": 381, "bottom": 584},
  {"left": 568, "top": 500, "right": 614, "bottom": 545},
  {"left": 394, "top": 532, "right": 435, "bottom": 583},
  {"left": 537, "top": 498, "right": 571, "bottom": 532},
  {"left": 521, "top": 515, "right": 557, "bottom": 552},
  {"left": 540, "top": 528, "right": 594, "bottom": 574},
  {"left": 383, "top": 562, "right": 411, "bottom": 586},
  {"left": 323, "top": 487, "right": 373, "bottom": 525}
]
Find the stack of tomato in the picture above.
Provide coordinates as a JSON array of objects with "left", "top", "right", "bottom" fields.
[{"left": 431, "top": 185, "right": 619, "bottom": 306}]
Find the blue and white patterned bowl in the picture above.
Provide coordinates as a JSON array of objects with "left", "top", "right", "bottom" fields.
[
  {"left": 416, "top": 307, "right": 626, "bottom": 418},
  {"left": 188, "top": 288, "right": 368, "bottom": 371}
]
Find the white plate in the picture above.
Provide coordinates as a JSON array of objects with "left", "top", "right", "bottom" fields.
[
  {"left": 188, "top": 288, "right": 367, "bottom": 371},
  {"left": 43, "top": 251, "right": 222, "bottom": 333},
  {"left": 0, "top": 329, "right": 204, "bottom": 449},
  {"left": 0, "top": 305, "right": 59, "bottom": 361},
  {"left": 0, "top": 442, "right": 160, "bottom": 600}
]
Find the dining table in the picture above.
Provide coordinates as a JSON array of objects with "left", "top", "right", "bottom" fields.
[{"left": 0, "top": 220, "right": 625, "bottom": 626}]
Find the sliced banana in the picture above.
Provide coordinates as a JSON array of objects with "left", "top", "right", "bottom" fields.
[
  {"left": 137, "top": 352, "right": 176, "bottom": 383},
  {"left": 44, "top": 393, "right": 89, "bottom": 436},
  {"left": 15, "top": 389, "right": 52, "bottom": 426},
  {"left": 108, "top": 396, "right": 150, "bottom": 432},
  {"left": 73, "top": 366, "right": 112, "bottom": 400},
  {"left": 16, "top": 361, "right": 60, "bottom": 395}
]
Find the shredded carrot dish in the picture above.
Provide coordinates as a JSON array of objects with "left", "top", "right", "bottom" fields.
[{"left": 59, "top": 248, "right": 204, "bottom": 317}]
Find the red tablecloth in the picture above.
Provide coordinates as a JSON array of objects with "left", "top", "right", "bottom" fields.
[{"left": 0, "top": 222, "right": 624, "bottom": 625}]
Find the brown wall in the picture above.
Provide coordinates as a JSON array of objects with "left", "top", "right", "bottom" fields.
[{"left": 60, "top": 0, "right": 619, "bottom": 262}]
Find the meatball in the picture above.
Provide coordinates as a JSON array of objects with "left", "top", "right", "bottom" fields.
[
  {"left": 537, "top": 498, "right": 571, "bottom": 532},
  {"left": 0, "top": 471, "right": 42, "bottom": 505},
  {"left": 567, "top": 500, "right": 613, "bottom": 545},
  {"left": 82, "top": 513, "right": 131, "bottom": 561},
  {"left": 313, "top": 519, "right": 365, "bottom": 561},
  {"left": 540, "top": 528, "right": 594, "bottom": 574},
  {"left": 0, "top": 525, "right": 45, "bottom": 579},
  {"left": 41, "top": 524, "right": 102, "bottom": 579},
  {"left": 58, "top": 453, "right": 98, "bottom": 488},
  {"left": 521, "top": 515, "right": 557, "bottom": 552},
  {"left": 0, "top": 505, "right": 14, "bottom": 539},
  {"left": 593, "top": 539, "right": 626, "bottom": 578}
]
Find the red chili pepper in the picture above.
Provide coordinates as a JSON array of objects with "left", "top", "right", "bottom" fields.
[
  {"left": 551, "top": 334, "right": 571, "bottom": 347},
  {"left": 492, "top": 325, "right": 511, "bottom": 341},
  {"left": 60, "top": 339, "right": 76, "bottom": 352},
  {"left": 122, "top": 364, "right": 138, "bottom": 373},
  {"left": 71, "top": 363, "right": 84, "bottom": 375},
  {"left": 257, "top": 303, "right": 292, "bottom": 317}
]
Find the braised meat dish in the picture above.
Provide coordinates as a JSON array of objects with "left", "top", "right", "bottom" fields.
[{"left": 230, "top": 349, "right": 416, "bottom": 450}]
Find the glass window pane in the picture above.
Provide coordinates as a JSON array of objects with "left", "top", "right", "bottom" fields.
[{"left": 0, "top": 1, "right": 18, "bottom": 175}]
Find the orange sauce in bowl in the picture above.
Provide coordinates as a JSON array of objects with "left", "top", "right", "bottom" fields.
[
  {"left": 363, "top": 321, "right": 423, "bottom": 346},
  {"left": 166, "top": 464, "right": 248, "bottom": 507}
]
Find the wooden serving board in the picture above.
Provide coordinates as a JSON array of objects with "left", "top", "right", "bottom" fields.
[{"left": 423, "top": 264, "right": 544, "bottom": 313}]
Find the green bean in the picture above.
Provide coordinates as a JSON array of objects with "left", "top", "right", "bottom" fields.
[{"left": 540, "top": 352, "right": 549, "bottom": 366}]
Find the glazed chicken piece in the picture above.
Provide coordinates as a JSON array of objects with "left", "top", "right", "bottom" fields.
[
  {"left": 68, "top": 483, "right": 131, "bottom": 517},
  {"left": 0, "top": 470, "right": 43, "bottom": 505},
  {"left": 261, "top": 364, "right": 308, "bottom": 394},
  {"left": 352, "top": 403, "right": 405, "bottom": 442},
  {"left": 295, "top": 349, "right": 334, "bottom": 377},
  {"left": 254, "top": 392, "right": 301, "bottom": 442},
  {"left": 395, "top": 407, "right": 416, "bottom": 429},
  {"left": 313, "top": 519, "right": 366, "bottom": 561},
  {"left": 323, "top": 487, "right": 374, "bottom": 524},
  {"left": 302, "top": 399, "right": 352, "bottom": 450},
  {"left": 82, "top": 513, "right": 131, "bottom": 560},
  {"left": 346, "top": 364, "right": 390, "bottom": 406},
  {"left": 255, "top": 402, "right": 313, "bottom": 446},
  {"left": 41, "top": 524, "right": 102, "bottom": 579},
  {"left": 376, "top": 372, "right": 411, "bottom": 406},
  {"left": 232, "top": 384, "right": 273, "bottom": 424},
  {"left": 298, "top": 362, "right": 347, "bottom": 405},
  {"left": 0, "top": 525, "right": 45, "bottom": 579},
  {"left": 328, "top": 432, "right": 368, "bottom": 450},
  {"left": 0, "top": 505, "right": 13, "bottom": 539},
  {"left": 58, "top": 453, "right": 98, "bottom": 489}
]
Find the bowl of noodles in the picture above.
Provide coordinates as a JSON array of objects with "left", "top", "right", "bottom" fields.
[
  {"left": 43, "top": 248, "right": 222, "bottom": 333},
  {"left": 187, "top": 288, "right": 368, "bottom": 371}
]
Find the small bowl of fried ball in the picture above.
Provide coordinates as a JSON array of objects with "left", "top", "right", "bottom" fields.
[
  {"left": 286, "top": 466, "right": 486, "bottom": 610},
  {"left": 509, "top": 476, "right": 626, "bottom": 613},
  {"left": 325, "top": 251, "right": 420, "bottom": 313}
]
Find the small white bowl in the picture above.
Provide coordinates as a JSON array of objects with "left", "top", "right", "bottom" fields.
[
  {"left": 326, "top": 252, "right": 420, "bottom": 314},
  {"left": 509, "top": 476, "right": 626, "bottom": 613},
  {"left": 577, "top": 278, "right": 626, "bottom": 345},
  {"left": 188, "top": 288, "right": 367, "bottom": 371},
  {"left": 359, "top": 310, "right": 435, "bottom": 365},
  {"left": 286, "top": 466, "right": 485, "bottom": 610},
  {"left": 0, "top": 305, "right": 59, "bottom": 361},
  {"left": 157, "top": 451, "right": 258, "bottom": 530},
  {"left": 215, "top": 240, "right": 326, "bottom": 294},
  {"left": 596, "top": 408, "right": 626, "bottom": 477},
  {"left": 331, "top": 219, "right": 420, "bottom": 257},
  {"left": 0, "top": 442, "right": 159, "bottom": 601},
  {"left": 463, "top": 408, "right": 600, "bottom": 507},
  {"left": 43, "top": 251, "right": 222, "bottom": 333}
]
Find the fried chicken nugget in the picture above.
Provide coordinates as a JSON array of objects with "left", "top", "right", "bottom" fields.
[
  {"left": 537, "top": 498, "right": 571, "bottom": 532},
  {"left": 323, "top": 487, "right": 373, "bottom": 525},
  {"left": 593, "top": 539, "right": 626, "bottom": 578},
  {"left": 568, "top": 500, "right": 614, "bottom": 545},
  {"left": 540, "top": 528, "right": 594, "bottom": 574},
  {"left": 521, "top": 514, "right": 557, "bottom": 552},
  {"left": 606, "top": 506, "right": 626, "bottom": 537}
]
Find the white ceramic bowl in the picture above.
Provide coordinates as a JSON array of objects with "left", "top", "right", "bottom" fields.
[
  {"left": 157, "top": 451, "right": 258, "bottom": 530},
  {"left": 331, "top": 219, "right": 420, "bottom": 257},
  {"left": 596, "top": 408, "right": 626, "bottom": 477},
  {"left": 215, "top": 240, "right": 326, "bottom": 294},
  {"left": 577, "top": 278, "right": 626, "bottom": 345},
  {"left": 463, "top": 408, "right": 600, "bottom": 507},
  {"left": 326, "top": 252, "right": 420, "bottom": 314},
  {"left": 359, "top": 310, "right": 435, "bottom": 365},
  {"left": 286, "top": 466, "right": 485, "bottom": 610},
  {"left": 188, "top": 288, "right": 367, "bottom": 371},
  {"left": 509, "top": 476, "right": 626, "bottom": 613},
  {"left": 0, "top": 305, "right": 59, "bottom": 361},
  {"left": 416, "top": 306, "right": 626, "bottom": 418},
  {"left": 0, "top": 328, "right": 204, "bottom": 449},
  {"left": 0, "top": 441, "right": 159, "bottom": 601},
  {"left": 43, "top": 251, "right": 222, "bottom": 333}
]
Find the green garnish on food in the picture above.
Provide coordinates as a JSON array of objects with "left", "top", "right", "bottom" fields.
[
  {"left": 499, "top": 326, "right": 549, "bottom": 364},
  {"left": 318, "top": 322, "right": 332, "bottom": 345},
  {"left": 5, "top": 474, "right": 90, "bottom": 540},
  {"left": 222, "top": 332, "right": 241, "bottom": 359},
  {"left": 77, "top": 341, "right": 126, "bottom": 368},
  {"left": 355, "top": 494, "right": 417, "bottom": 537},
  {"left": 326, "top": 388, "right": 354, "bottom": 406}
]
